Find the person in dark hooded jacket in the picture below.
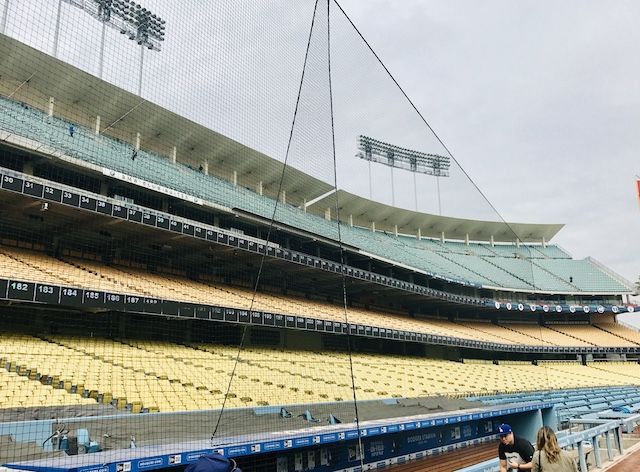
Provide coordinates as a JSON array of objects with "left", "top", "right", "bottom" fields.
[{"left": 184, "top": 452, "right": 241, "bottom": 472}]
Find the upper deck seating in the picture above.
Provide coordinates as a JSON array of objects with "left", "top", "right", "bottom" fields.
[{"left": 0, "top": 96, "right": 630, "bottom": 294}]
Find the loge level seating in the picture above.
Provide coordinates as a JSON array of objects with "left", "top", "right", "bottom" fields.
[{"left": 0, "top": 245, "right": 638, "bottom": 349}]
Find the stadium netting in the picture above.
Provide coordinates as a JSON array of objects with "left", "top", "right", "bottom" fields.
[{"left": 0, "top": 1, "right": 636, "bottom": 471}]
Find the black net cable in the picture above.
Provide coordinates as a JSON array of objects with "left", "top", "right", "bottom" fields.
[
  {"left": 0, "top": 2, "right": 633, "bottom": 469},
  {"left": 210, "top": 0, "right": 322, "bottom": 443},
  {"left": 99, "top": 99, "right": 147, "bottom": 135},
  {"left": 332, "top": 2, "right": 549, "bottom": 310},
  {"left": 331, "top": 1, "right": 549, "bottom": 264},
  {"left": 326, "top": 0, "right": 365, "bottom": 469},
  {"left": 6, "top": 70, "right": 36, "bottom": 99}
]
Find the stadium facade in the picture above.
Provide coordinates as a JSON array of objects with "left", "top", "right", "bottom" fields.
[{"left": 0, "top": 3, "right": 639, "bottom": 472}]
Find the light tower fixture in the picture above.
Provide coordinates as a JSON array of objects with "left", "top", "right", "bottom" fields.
[
  {"left": 356, "top": 135, "right": 450, "bottom": 177},
  {"left": 62, "top": 0, "right": 166, "bottom": 51}
]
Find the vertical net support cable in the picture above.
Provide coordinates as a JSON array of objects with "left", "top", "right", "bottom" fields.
[
  {"left": 209, "top": 0, "right": 323, "bottom": 443},
  {"left": 332, "top": 0, "right": 529, "bottom": 250},
  {"left": 326, "top": 0, "right": 365, "bottom": 469},
  {"left": 332, "top": 0, "right": 546, "bottom": 399}
]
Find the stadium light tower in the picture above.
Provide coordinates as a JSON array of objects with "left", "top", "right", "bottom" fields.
[
  {"left": 357, "top": 135, "right": 450, "bottom": 212},
  {"left": 53, "top": 0, "right": 165, "bottom": 94}
]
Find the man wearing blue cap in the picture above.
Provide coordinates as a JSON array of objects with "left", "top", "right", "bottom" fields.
[
  {"left": 497, "top": 424, "right": 534, "bottom": 472},
  {"left": 184, "top": 452, "right": 241, "bottom": 472}
]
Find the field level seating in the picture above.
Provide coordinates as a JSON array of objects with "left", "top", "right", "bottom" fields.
[{"left": 2, "top": 334, "right": 640, "bottom": 413}]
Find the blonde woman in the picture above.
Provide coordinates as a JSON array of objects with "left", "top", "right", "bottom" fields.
[{"left": 532, "top": 426, "right": 578, "bottom": 472}]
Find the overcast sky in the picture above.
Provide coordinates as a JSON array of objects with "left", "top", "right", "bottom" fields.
[
  {"left": 2, "top": 1, "right": 638, "bottom": 310},
  {"left": 336, "top": 0, "right": 639, "bottom": 287}
]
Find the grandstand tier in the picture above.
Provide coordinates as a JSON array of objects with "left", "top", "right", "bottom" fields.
[{"left": 0, "top": 2, "right": 639, "bottom": 472}]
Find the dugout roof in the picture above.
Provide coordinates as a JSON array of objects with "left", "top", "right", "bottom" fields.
[{"left": 0, "top": 34, "right": 563, "bottom": 243}]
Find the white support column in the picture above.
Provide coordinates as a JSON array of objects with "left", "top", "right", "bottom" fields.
[
  {"left": 95, "top": 116, "right": 101, "bottom": 134},
  {"left": 203, "top": 160, "right": 209, "bottom": 175},
  {"left": 135, "top": 132, "right": 141, "bottom": 150},
  {"left": 371, "top": 221, "right": 376, "bottom": 232},
  {"left": 368, "top": 161, "right": 372, "bottom": 200},
  {"left": 390, "top": 167, "right": 395, "bottom": 207},
  {"left": 257, "top": 181, "right": 263, "bottom": 196},
  {"left": 324, "top": 208, "right": 331, "bottom": 220},
  {"left": 302, "top": 199, "right": 307, "bottom": 212},
  {"left": 171, "top": 146, "right": 177, "bottom": 163},
  {"left": 349, "top": 214, "right": 353, "bottom": 227},
  {"left": 437, "top": 176, "right": 442, "bottom": 216},
  {"left": 233, "top": 170, "right": 237, "bottom": 186},
  {"left": 52, "top": 0, "right": 63, "bottom": 58},
  {"left": 280, "top": 189, "right": 286, "bottom": 203},
  {"left": 515, "top": 238, "right": 520, "bottom": 248},
  {"left": 137, "top": 45, "right": 144, "bottom": 96},
  {"left": 465, "top": 234, "right": 470, "bottom": 245},
  {"left": 0, "top": 0, "right": 9, "bottom": 35},
  {"left": 394, "top": 225, "right": 398, "bottom": 237},
  {"left": 440, "top": 231, "right": 445, "bottom": 243},
  {"left": 413, "top": 172, "right": 418, "bottom": 211},
  {"left": 98, "top": 23, "right": 106, "bottom": 79},
  {"left": 417, "top": 228, "right": 422, "bottom": 240},
  {"left": 542, "top": 237, "right": 547, "bottom": 248},
  {"left": 48, "top": 97, "right": 54, "bottom": 117},
  {"left": 490, "top": 235, "right": 495, "bottom": 247}
]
